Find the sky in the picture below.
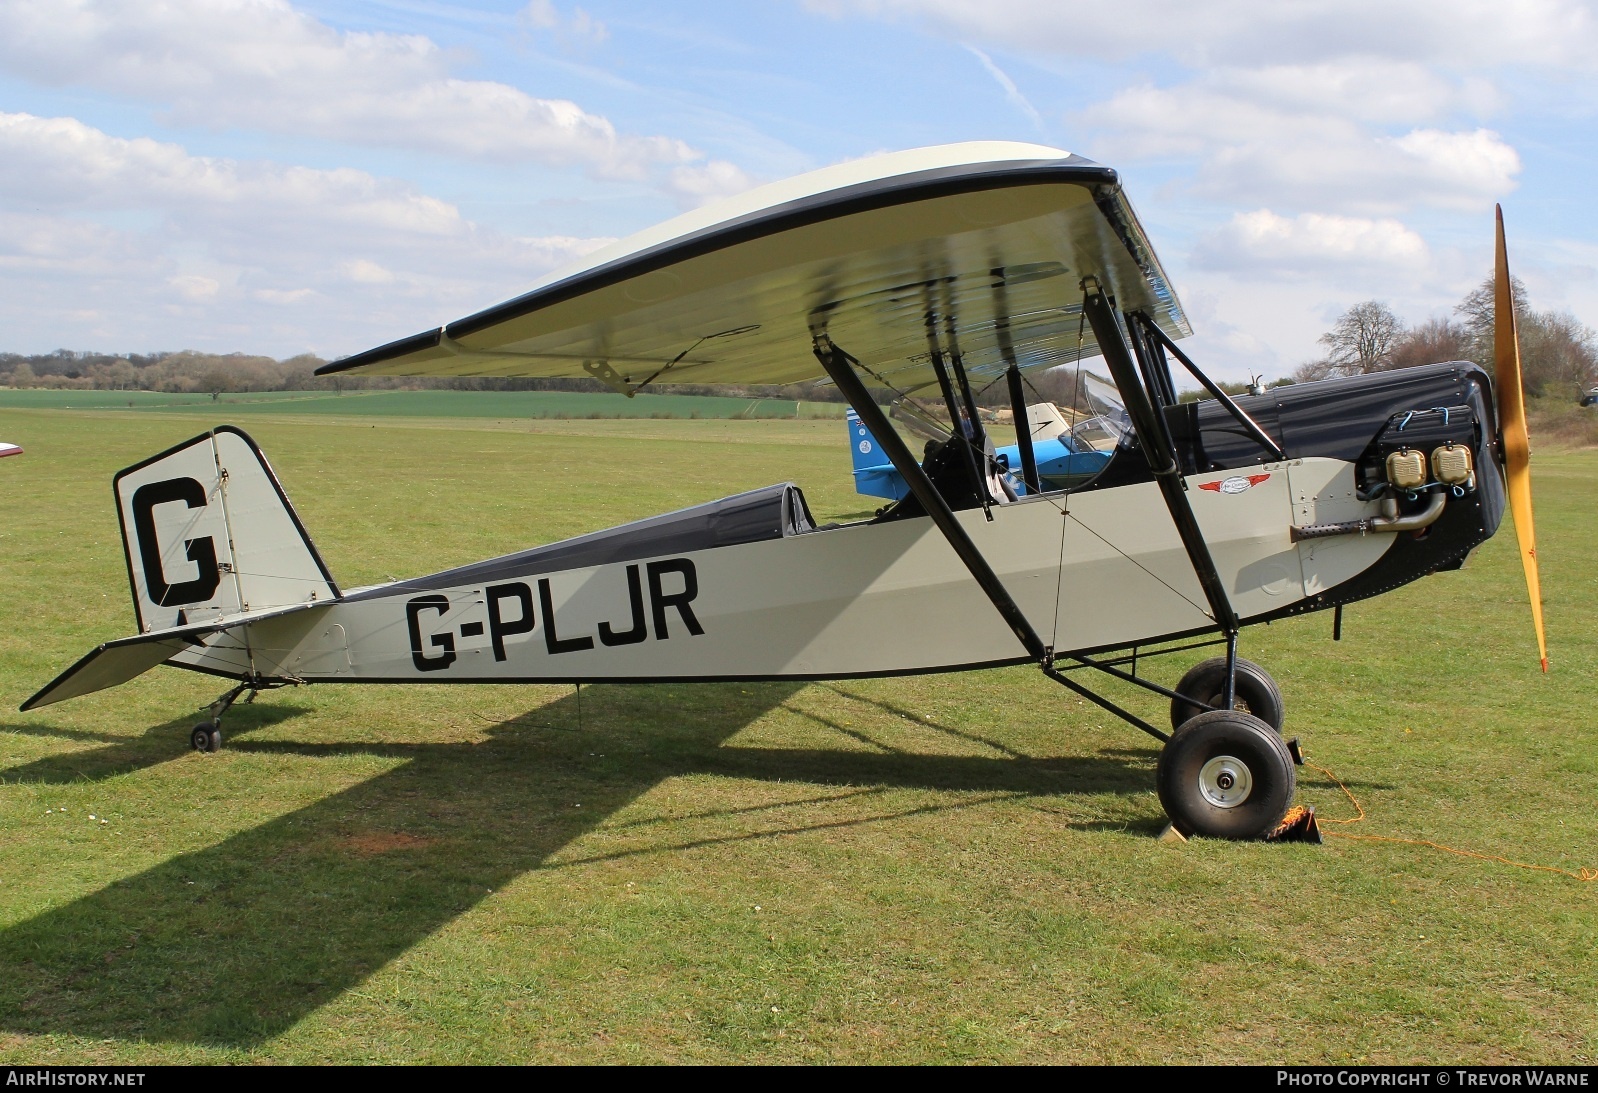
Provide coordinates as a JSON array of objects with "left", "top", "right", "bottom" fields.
[{"left": 1, "top": 0, "right": 1595, "bottom": 381}]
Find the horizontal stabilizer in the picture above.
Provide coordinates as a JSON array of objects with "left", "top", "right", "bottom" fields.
[{"left": 21, "top": 603, "right": 325, "bottom": 711}]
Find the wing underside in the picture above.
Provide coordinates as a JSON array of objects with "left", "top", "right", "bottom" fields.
[{"left": 319, "top": 144, "right": 1190, "bottom": 397}]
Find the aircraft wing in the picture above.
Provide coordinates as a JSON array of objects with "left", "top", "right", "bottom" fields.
[
  {"left": 0, "top": 443, "right": 22, "bottom": 458},
  {"left": 317, "top": 142, "right": 1191, "bottom": 396},
  {"left": 20, "top": 602, "right": 327, "bottom": 711}
]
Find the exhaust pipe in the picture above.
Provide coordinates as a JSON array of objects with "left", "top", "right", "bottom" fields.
[{"left": 1291, "top": 489, "right": 1447, "bottom": 542}]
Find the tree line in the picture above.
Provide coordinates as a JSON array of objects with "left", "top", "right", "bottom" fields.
[
  {"left": 1296, "top": 275, "right": 1596, "bottom": 398},
  {"left": 4, "top": 274, "right": 1591, "bottom": 404},
  {"left": 0, "top": 348, "right": 854, "bottom": 404}
]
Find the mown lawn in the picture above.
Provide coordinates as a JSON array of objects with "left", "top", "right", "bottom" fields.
[{"left": 0, "top": 407, "right": 1592, "bottom": 1064}]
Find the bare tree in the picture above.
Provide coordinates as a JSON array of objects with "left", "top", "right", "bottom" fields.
[
  {"left": 1388, "top": 316, "right": 1472, "bottom": 371},
  {"left": 1454, "top": 272, "right": 1529, "bottom": 369},
  {"left": 1294, "top": 300, "right": 1405, "bottom": 380},
  {"left": 1452, "top": 273, "right": 1596, "bottom": 396},
  {"left": 1520, "top": 309, "right": 1598, "bottom": 397}
]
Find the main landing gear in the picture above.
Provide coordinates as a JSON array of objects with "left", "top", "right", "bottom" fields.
[{"left": 1043, "top": 638, "right": 1307, "bottom": 841}]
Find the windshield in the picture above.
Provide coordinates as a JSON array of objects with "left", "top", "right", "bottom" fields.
[{"left": 1070, "top": 372, "right": 1131, "bottom": 451}]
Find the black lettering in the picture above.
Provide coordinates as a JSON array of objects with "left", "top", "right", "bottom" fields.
[
  {"left": 406, "top": 596, "right": 456, "bottom": 671},
  {"left": 538, "top": 578, "right": 595, "bottom": 654},
  {"left": 130, "top": 477, "right": 220, "bottom": 607},
  {"left": 598, "top": 564, "right": 648, "bottom": 646},
  {"left": 485, "top": 582, "right": 535, "bottom": 661},
  {"left": 647, "top": 558, "right": 704, "bottom": 640},
  {"left": 458, "top": 621, "right": 484, "bottom": 637}
]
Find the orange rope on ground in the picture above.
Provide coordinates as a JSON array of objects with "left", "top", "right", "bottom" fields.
[
  {"left": 1304, "top": 761, "right": 1365, "bottom": 825},
  {"left": 1304, "top": 760, "right": 1597, "bottom": 883}
]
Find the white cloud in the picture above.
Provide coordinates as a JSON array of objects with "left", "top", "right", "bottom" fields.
[
  {"left": 966, "top": 46, "right": 1044, "bottom": 133},
  {"left": 1193, "top": 210, "right": 1431, "bottom": 276},
  {"left": 341, "top": 259, "right": 395, "bottom": 285},
  {"left": 667, "top": 160, "right": 759, "bottom": 208},
  {"left": 0, "top": 112, "right": 613, "bottom": 355},
  {"left": 0, "top": 0, "right": 698, "bottom": 178},
  {"left": 521, "top": 1, "right": 609, "bottom": 45},
  {"left": 1082, "top": 78, "right": 1520, "bottom": 214},
  {"left": 170, "top": 275, "right": 220, "bottom": 300},
  {"left": 254, "top": 287, "right": 316, "bottom": 305},
  {"left": 0, "top": 112, "right": 465, "bottom": 237},
  {"left": 806, "top": 0, "right": 1598, "bottom": 68}
]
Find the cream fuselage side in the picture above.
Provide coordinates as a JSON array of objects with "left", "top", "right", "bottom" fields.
[{"left": 172, "top": 458, "right": 1386, "bottom": 684}]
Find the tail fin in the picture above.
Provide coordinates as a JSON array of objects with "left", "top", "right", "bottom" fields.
[
  {"left": 845, "top": 409, "right": 910, "bottom": 501},
  {"left": 114, "top": 426, "right": 339, "bottom": 634}
]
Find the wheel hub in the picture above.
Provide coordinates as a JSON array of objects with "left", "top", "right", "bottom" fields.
[{"left": 1198, "top": 755, "right": 1253, "bottom": 808}]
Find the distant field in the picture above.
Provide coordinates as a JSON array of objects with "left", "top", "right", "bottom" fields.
[
  {"left": 0, "top": 404, "right": 1593, "bottom": 1064},
  {"left": 0, "top": 388, "right": 849, "bottom": 420}
]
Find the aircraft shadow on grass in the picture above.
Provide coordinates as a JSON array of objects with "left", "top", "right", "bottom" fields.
[{"left": 0, "top": 682, "right": 1163, "bottom": 1048}]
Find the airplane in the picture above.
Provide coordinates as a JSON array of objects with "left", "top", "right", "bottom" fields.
[
  {"left": 845, "top": 387, "right": 1116, "bottom": 502},
  {"left": 22, "top": 142, "right": 1547, "bottom": 842},
  {"left": 0, "top": 442, "right": 21, "bottom": 458}
]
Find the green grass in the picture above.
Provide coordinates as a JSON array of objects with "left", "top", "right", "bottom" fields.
[
  {"left": 0, "top": 388, "right": 848, "bottom": 420},
  {"left": 0, "top": 407, "right": 1593, "bottom": 1063}
]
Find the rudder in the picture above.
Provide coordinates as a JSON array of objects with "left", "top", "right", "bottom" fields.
[
  {"left": 114, "top": 426, "right": 339, "bottom": 633},
  {"left": 845, "top": 409, "right": 909, "bottom": 501}
]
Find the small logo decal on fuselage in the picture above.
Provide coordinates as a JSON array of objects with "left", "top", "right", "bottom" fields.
[{"left": 1200, "top": 473, "right": 1271, "bottom": 495}]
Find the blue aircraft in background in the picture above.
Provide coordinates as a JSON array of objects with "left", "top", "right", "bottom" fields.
[{"left": 846, "top": 407, "right": 1114, "bottom": 500}]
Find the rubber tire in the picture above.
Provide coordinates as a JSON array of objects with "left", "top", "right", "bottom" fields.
[
  {"left": 1157, "top": 710, "right": 1296, "bottom": 840},
  {"left": 191, "top": 723, "right": 221, "bottom": 753},
  {"left": 1169, "top": 656, "right": 1285, "bottom": 732}
]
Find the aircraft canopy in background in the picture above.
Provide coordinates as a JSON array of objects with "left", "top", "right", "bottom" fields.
[{"left": 317, "top": 142, "right": 1190, "bottom": 398}]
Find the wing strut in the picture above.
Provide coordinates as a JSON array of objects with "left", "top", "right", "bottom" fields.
[
  {"left": 1079, "top": 279, "right": 1240, "bottom": 639},
  {"left": 1133, "top": 314, "right": 1285, "bottom": 463},
  {"left": 1005, "top": 365, "right": 1041, "bottom": 493},
  {"left": 991, "top": 272, "right": 1041, "bottom": 493},
  {"left": 812, "top": 335, "right": 1050, "bottom": 663}
]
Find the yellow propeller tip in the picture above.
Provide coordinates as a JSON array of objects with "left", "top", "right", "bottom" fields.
[{"left": 1541, "top": 657, "right": 1549, "bottom": 674}]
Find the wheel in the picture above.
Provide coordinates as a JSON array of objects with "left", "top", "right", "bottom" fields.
[
  {"left": 1156, "top": 710, "right": 1296, "bottom": 839},
  {"left": 1169, "top": 657, "right": 1285, "bottom": 732},
  {"left": 190, "top": 723, "right": 221, "bottom": 753}
]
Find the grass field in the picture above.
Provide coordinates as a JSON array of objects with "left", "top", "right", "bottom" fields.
[
  {"left": 0, "top": 404, "right": 1593, "bottom": 1064},
  {"left": 0, "top": 388, "right": 849, "bottom": 420}
]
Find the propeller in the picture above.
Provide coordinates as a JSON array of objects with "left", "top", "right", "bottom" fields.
[{"left": 1492, "top": 204, "right": 1548, "bottom": 672}]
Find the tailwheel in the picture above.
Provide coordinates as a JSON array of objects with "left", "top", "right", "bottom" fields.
[
  {"left": 1157, "top": 710, "right": 1295, "bottom": 839},
  {"left": 190, "top": 722, "right": 221, "bottom": 753},
  {"left": 1170, "top": 656, "right": 1284, "bottom": 732}
]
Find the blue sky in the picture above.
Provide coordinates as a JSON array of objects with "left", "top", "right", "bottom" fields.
[{"left": 2, "top": 0, "right": 1595, "bottom": 379}]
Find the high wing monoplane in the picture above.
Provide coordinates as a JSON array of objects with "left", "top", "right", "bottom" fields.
[{"left": 25, "top": 143, "right": 1547, "bottom": 841}]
